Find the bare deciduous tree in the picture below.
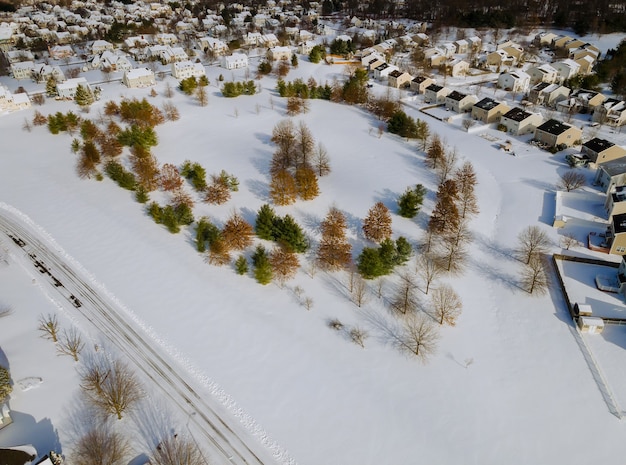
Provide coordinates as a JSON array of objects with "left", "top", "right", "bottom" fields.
[
  {"left": 150, "top": 435, "right": 205, "bottom": 465},
  {"left": 57, "top": 327, "right": 84, "bottom": 361},
  {"left": 391, "top": 272, "right": 419, "bottom": 315},
  {"left": 162, "top": 102, "right": 180, "bottom": 121},
  {"left": 516, "top": 225, "right": 551, "bottom": 265},
  {"left": 521, "top": 254, "right": 549, "bottom": 295},
  {"left": 71, "top": 425, "right": 131, "bottom": 465},
  {"left": 462, "top": 118, "right": 476, "bottom": 132},
  {"left": 164, "top": 82, "right": 174, "bottom": 98},
  {"left": 396, "top": 313, "right": 440, "bottom": 362},
  {"left": 327, "top": 318, "right": 344, "bottom": 330},
  {"left": 313, "top": 142, "right": 331, "bottom": 177},
  {"left": 349, "top": 326, "right": 368, "bottom": 348},
  {"left": 557, "top": 170, "right": 586, "bottom": 192},
  {"left": 352, "top": 274, "right": 368, "bottom": 307},
  {"left": 196, "top": 86, "right": 208, "bottom": 107},
  {"left": 453, "top": 161, "right": 479, "bottom": 219},
  {"left": 80, "top": 358, "right": 143, "bottom": 420},
  {"left": 431, "top": 284, "right": 462, "bottom": 325},
  {"left": 38, "top": 313, "right": 59, "bottom": 342},
  {"left": 560, "top": 232, "right": 581, "bottom": 250},
  {"left": 436, "top": 147, "right": 458, "bottom": 186},
  {"left": 303, "top": 296, "right": 314, "bottom": 311},
  {"left": 415, "top": 253, "right": 442, "bottom": 294}
]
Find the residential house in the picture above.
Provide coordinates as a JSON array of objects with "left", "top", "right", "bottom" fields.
[
  {"left": 373, "top": 62, "right": 399, "bottom": 81},
  {"left": 500, "top": 43, "right": 524, "bottom": 63},
  {"left": 552, "top": 35, "right": 574, "bottom": 49},
  {"left": 32, "top": 64, "right": 65, "bottom": 83},
  {"left": 259, "top": 34, "right": 279, "bottom": 48},
  {"left": 552, "top": 59, "right": 581, "bottom": 82},
  {"left": 388, "top": 70, "right": 412, "bottom": 88},
  {"left": 90, "top": 51, "right": 132, "bottom": 71},
  {"left": 570, "top": 89, "right": 606, "bottom": 113},
  {"left": 429, "top": 52, "right": 447, "bottom": 68},
  {"left": 361, "top": 51, "right": 384, "bottom": 68},
  {"left": 123, "top": 67, "right": 155, "bottom": 88},
  {"left": 449, "top": 59, "right": 469, "bottom": 77},
  {"left": 467, "top": 35, "right": 482, "bottom": 50},
  {"left": 441, "top": 42, "right": 456, "bottom": 57},
  {"left": 364, "top": 55, "right": 385, "bottom": 72},
  {"left": 444, "top": 90, "right": 477, "bottom": 113},
  {"left": 593, "top": 99, "right": 626, "bottom": 126},
  {"left": 471, "top": 98, "right": 510, "bottom": 123},
  {"left": 534, "top": 32, "right": 558, "bottom": 47},
  {"left": 267, "top": 46, "right": 292, "bottom": 61},
  {"left": 575, "top": 55, "right": 596, "bottom": 75},
  {"left": 486, "top": 49, "right": 515, "bottom": 69},
  {"left": 605, "top": 212, "right": 626, "bottom": 255},
  {"left": 199, "top": 37, "right": 228, "bottom": 56},
  {"left": 454, "top": 39, "right": 468, "bottom": 54},
  {"left": 49, "top": 44, "right": 74, "bottom": 60},
  {"left": 527, "top": 64, "right": 559, "bottom": 84},
  {"left": 171, "top": 60, "right": 206, "bottom": 79},
  {"left": 413, "top": 32, "right": 429, "bottom": 46},
  {"left": 124, "top": 36, "right": 150, "bottom": 48},
  {"left": 595, "top": 157, "right": 626, "bottom": 192},
  {"left": 56, "top": 77, "right": 91, "bottom": 99},
  {"left": 424, "top": 84, "right": 451, "bottom": 104},
  {"left": 581, "top": 138, "right": 626, "bottom": 164},
  {"left": 409, "top": 75, "right": 435, "bottom": 94},
  {"left": 533, "top": 119, "right": 582, "bottom": 149},
  {"left": 10, "top": 60, "right": 34, "bottom": 80},
  {"left": 528, "top": 83, "right": 570, "bottom": 107},
  {"left": 605, "top": 185, "right": 626, "bottom": 221},
  {"left": 499, "top": 107, "right": 543, "bottom": 135},
  {"left": 245, "top": 32, "right": 262, "bottom": 46},
  {"left": 5, "top": 50, "right": 34, "bottom": 64},
  {"left": 0, "top": 84, "right": 30, "bottom": 113},
  {"left": 298, "top": 40, "right": 315, "bottom": 55},
  {"left": 563, "top": 38, "right": 586, "bottom": 52},
  {"left": 91, "top": 39, "right": 114, "bottom": 54},
  {"left": 155, "top": 33, "right": 178, "bottom": 45},
  {"left": 497, "top": 70, "right": 530, "bottom": 92},
  {"left": 221, "top": 52, "right": 249, "bottom": 70}
]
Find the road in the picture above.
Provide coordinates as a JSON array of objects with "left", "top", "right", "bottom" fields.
[{"left": 0, "top": 211, "right": 287, "bottom": 465}]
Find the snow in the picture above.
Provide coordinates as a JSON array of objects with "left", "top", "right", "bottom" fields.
[{"left": 3, "top": 33, "right": 626, "bottom": 465}]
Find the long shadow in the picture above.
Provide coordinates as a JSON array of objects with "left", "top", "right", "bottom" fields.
[
  {"left": 245, "top": 179, "right": 269, "bottom": 202},
  {"left": 0, "top": 411, "right": 61, "bottom": 457},
  {"left": 128, "top": 397, "right": 175, "bottom": 451}
]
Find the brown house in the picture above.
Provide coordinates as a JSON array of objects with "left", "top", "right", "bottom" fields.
[
  {"left": 581, "top": 138, "right": 626, "bottom": 164},
  {"left": 409, "top": 75, "right": 435, "bottom": 94},
  {"left": 533, "top": 119, "right": 582, "bottom": 149}
]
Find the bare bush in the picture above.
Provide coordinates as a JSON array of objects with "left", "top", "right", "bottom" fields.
[
  {"left": 71, "top": 425, "right": 131, "bottom": 465},
  {"left": 327, "top": 318, "right": 344, "bottom": 331},
  {"left": 38, "top": 313, "right": 59, "bottom": 342},
  {"left": 560, "top": 233, "right": 581, "bottom": 250},
  {"left": 150, "top": 435, "right": 206, "bottom": 465},
  {"left": 57, "top": 327, "right": 84, "bottom": 361},
  {"left": 349, "top": 326, "right": 368, "bottom": 348}
]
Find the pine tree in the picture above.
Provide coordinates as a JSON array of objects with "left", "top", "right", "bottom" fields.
[
  {"left": 295, "top": 166, "right": 320, "bottom": 200},
  {"left": 453, "top": 161, "right": 479, "bottom": 218},
  {"left": 46, "top": 76, "right": 57, "bottom": 97},
  {"left": 316, "top": 207, "right": 352, "bottom": 270},
  {"left": 274, "top": 214, "right": 308, "bottom": 253},
  {"left": 252, "top": 245, "right": 273, "bottom": 284},
  {"left": 221, "top": 211, "right": 254, "bottom": 250},
  {"left": 235, "top": 255, "right": 248, "bottom": 275},
  {"left": 357, "top": 247, "right": 387, "bottom": 279},
  {"left": 270, "top": 169, "right": 297, "bottom": 205},
  {"left": 255, "top": 204, "right": 277, "bottom": 240},
  {"left": 397, "top": 184, "right": 426, "bottom": 218},
  {"left": 362, "top": 202, "right": 392, "bottom": 243},
  {"left": 74, "top": 84, "right": 95, "bottom": 107}
]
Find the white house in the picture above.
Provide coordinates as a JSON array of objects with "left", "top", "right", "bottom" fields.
[
  {"left": 33, "top": 64, "right": 65, "bottom": 83},
  {"left": 527, "top": 64, "right": 559, "bottom": 84},
  {"left": 171, "top": 60, "right": 206, "bottom": 79},
  {"left": 123, "top": 67, "right": 156, "bottom": 88},
  {"left": 373, "top": 62, "right": 398, "bottom": 80},
  {"left": 0, "top": 84, "right": 30, "bottom": 113},
  {"left": 90, "top": 51, "right": 132, "bottom": 71},
  {"left": 268, "top": 46, "right": 292, "bottom": 61},
  {"left": 49, "top": 44, "right": 74, "bottom": 60},
  {"left": 91, "top": 39, "right": 114, "bottom": 54},
  {"left": 298, "top": 40, "right": 315, "bottom": 55},
  {"left": 221, "top": 53, "right": 249, "bottom": 70},
  {"left": 10, "top": 60, "right": 34, "bottom": 80},
  {"left": 498, "top": 70, "right": 530, "bottom": 93},
  {"left": 552, "top": 59, "right": 581, "bottom": 82},
  {"left": 56, "top": 77, "right": 91, "bottom": 99},
  {"left": 199, "top": 36, "right": 228, "bottom": 56}
]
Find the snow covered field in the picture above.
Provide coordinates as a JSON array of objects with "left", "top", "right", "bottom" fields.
[{"left": 3, "top": 32, "right": 626, "bottom": 465}]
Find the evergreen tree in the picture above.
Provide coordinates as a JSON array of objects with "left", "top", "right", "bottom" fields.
[
  {"left": 252, "top": 245, "right": 273, "bottom": 284},
  {"left": 74, "top": 84, "right": 94, "bottom": 107},
  {"left": 291, "top": 54, "right": 298, "bottom": 68},
  {"left": 308, "top": 45, "right": 326, "bottom": 63},
  {"left": 274, "top": 215, "right": 308, "bottom": 253},
  {"left": 195, "top": 217, "right": 220, "bottom": 252},
  {"left": 235, "top": 255, "right": 248, "bottom": 275},
  {"left": 255, "top": 204, "right": 278, "bottom": 240},
  {"left": 179, "top": 77, "right": 198, "bottom": 95},
  {"left": 316, "top": 207, "right": 352, "bottom": 270},
  {"left": 397, "top": 184, "right": 426, "bottom": 218},
  {"left": 46, "top": 76, "right": 57, "bottom": 97},
  {"left": 362, "top": 202, "right": 392, "bottom": 243},
  {"left": 357, "top": 247, "right": 387, "bottom": 279},
  {"left": 394, "top": 237, "right": 413, "bottom": 265}
]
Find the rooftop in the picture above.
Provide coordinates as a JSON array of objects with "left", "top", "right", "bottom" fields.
[
  {"left": 600, "top": 156, "right": 626, "bottom": 176},
  {"left": 474, "top": 97, "right": 500, "bottom": 111},
  {"left": 583, "top": 137, "right": 615, "bottom": 153},
  {"left": 536, "top": 119, "right": 572, "bottom": 135},
  {"left": 503, "top": 107, "right": 532, "bottom": 122},
  {"left": 446, "top": 90, "right": 467, "bottom": 101},
  {"left": 426, "top": 83, "right": 443, "bottom": 92}
]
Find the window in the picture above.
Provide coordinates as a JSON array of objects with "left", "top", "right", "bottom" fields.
[{"left": 616, "top": 246, "right": 626, "bottom": 253}]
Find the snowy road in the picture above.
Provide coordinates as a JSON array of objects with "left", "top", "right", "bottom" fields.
[{"left": 0, "top": 211, "right": 283, "bottom": 465}]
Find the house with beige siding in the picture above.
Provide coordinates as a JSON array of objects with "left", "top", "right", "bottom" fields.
[
  {"left": 444, "top": 90, "right": 477, "bottom": 113},
  {"left": 606, "top": 212, "right": 626, "bottom": 255},
  {"left": 497, "top": 70, "right": 530, "bottom": 92},
  {"left": 267, "top": 46, "right": 292, "bottom": 61},
  {"left": 595, "top": 158, "right": 626, "bottom": 193},
  {"left": 605, "top": 185, "right": 626, "bottom": 221},
  {"left": 409, "top": 76, "right": 434, "bottom": 94},
  {"left": 581, "top": 138, "right": 626, "bottom": 164},
  {"left": 593, "top": 99, "right": 626, "bottom": 126},
  {"left": 528, "top": 83, "right": 570, "bottom": 107},
  {"left": 387, "top": 70, "right": 412, "bottom": 88},
  {"left": 533, "top": 119, "right": 582, "bottom": 149},
  {"left": 0, "top": 84, "right": 30, "bottom": 113},
  {"left": 499, "top": 107, "right": 543, "bottom": 135},
  {"left": 527, "top": 64, "right": 559, "bottom": 84},
  {"left": 471, "top": 98, "right": 510, "bottom": 123},
  {"left": 424, "top": 83, "right": 451, "bottom": 104},
  {"left": 123, "top": 68, "right": 156, "bottom": 88},
  {"left": 10, "top": 60, "right": 34, "bottom": 80}
]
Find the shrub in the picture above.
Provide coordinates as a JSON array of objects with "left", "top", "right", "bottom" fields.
[{"left": 105, "top": 160, "right": 137, "bottom": 190}]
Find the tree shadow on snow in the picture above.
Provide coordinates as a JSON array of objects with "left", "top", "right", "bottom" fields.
[
  {"left": 128, "top": 397, "right": 176, "bottom": 451},
  {"left": 250, "top": 154, "right": 271, "bottom": 176},
  {"left": 0, "top": 410, "right": 62, "bottom": 456},
  {"left": 245, "top": 179, "right": 269, "bottom": 202},
  {"left": 373, "top": 188, "right": 400, "bottom": 212}
]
